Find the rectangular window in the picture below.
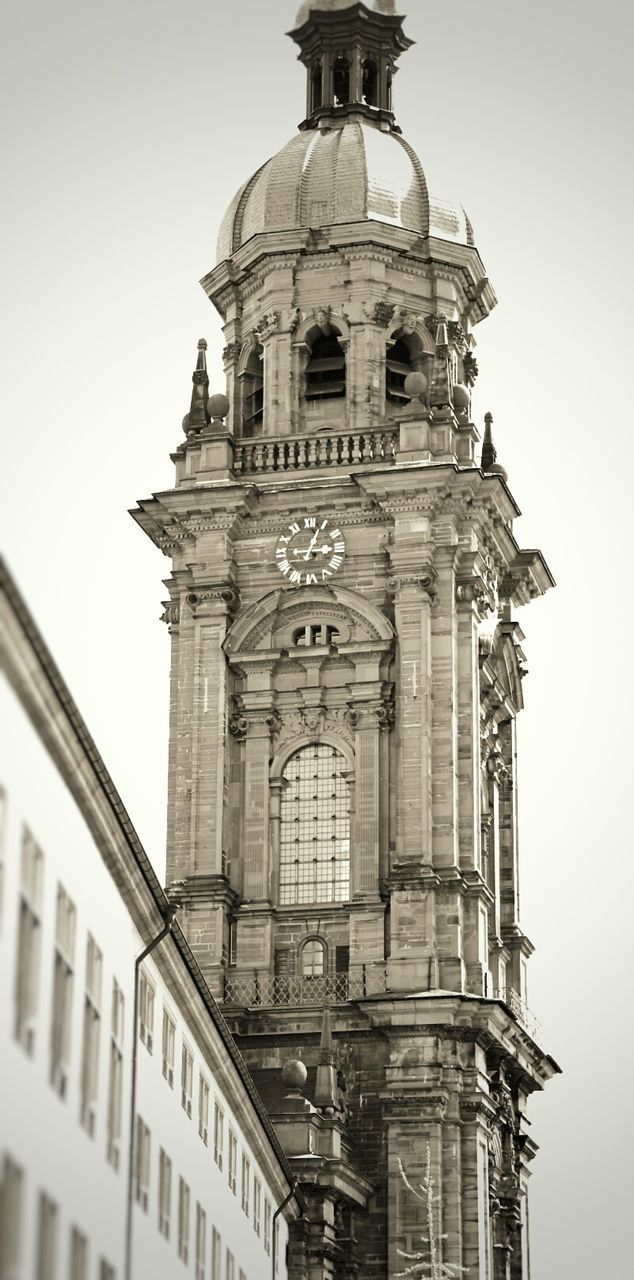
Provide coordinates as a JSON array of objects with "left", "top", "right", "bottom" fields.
[
  {"left": 107, "top": 979, "right": 124, "bottom": 1170},
  {"left": 158, "top": 1148, "right": 172, "bottom": 1240},
  {"left": 226, "top": 1250, "right": 235, "bottom": 1280},
  {"left": 274, "top": 1221, "right": 280, "bottom": 1274},
  {"left": 213, "top": 1100, "right": 224, "bottom": 1168},
  {"left": 50, "top": 884, "right": 76, "bottom": 1098},
  {"left": 138, "top": 969, "right": 154, "bottom": 1053},
  {"left": 134, "top": 1116, "right": 151, "bottom": 1212},
  {"left": 14, "top": 826, "right": 44, "bottom": 1054},
  {"left": 195, "top": 1203, "right": 207, "bottom": 1280},
  {"left": 0, "top": 1155, "right": 24, "bottom": 1276},
  {"left": 241, "top": 1153, "right": 250, "bottom": 1216},
  {"left": 70, "top": 1227, "right": 88, "bottom": 1280},
  {"left": 162, "top": 1008, "right": 175, "bottom": 1086},
  {"left": 199, "top": 1075, "right": 210, "bottom": 1145},
  {"left": 36, "top": 1192, "right": 58, "bottom": 1280},
  {"left": 264, "top": 1198, "right": 272, "bottom": 1256},
  {"left": 228, "top": 1129, "right": 237, "bottom": 1194},
  {"left": 253, "top": 1176, "right": 261, "bottom": 1236},
  {"left": 211, "top": 1228, "right": 221, "bottom": 1280},
  {"left": 178, "top": 1177, "right": 190, "bottom": 1263},
  {"left": 80, "top": 933, "right": 102, "bottom": 1136},
  {"left": 181, "top": 1043, "right": 193, "bottom": 1117}
]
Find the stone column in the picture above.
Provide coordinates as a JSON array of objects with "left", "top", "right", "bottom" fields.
[
  {"left": 455, "top": 577, "right": 483, "bottom": 873},
  {"left": 388, "top": 571, "right": 435, "bottom": 870},
  {"left": 350, "top": 703, "right": 382, "bottom": 898},
  {"left": 431, "top": 545, "right": 460, "bottom": 870},
  {"left": 239, "top": 703, "right": 278, "bottom": 904}
]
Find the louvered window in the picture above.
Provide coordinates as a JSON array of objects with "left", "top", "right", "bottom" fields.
[
  {"left": 386, "top": 336, "right": 413, "bottom": 402},
  {"left": 305, "top": 333, "right": 346, "bottom": 400}
]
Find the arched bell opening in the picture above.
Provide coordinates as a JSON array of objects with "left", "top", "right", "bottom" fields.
[
  {"left": 362, "top": 58, "right": 378, "bottom": 107},
  {"left": 386, "top": 328, "right": 428, "bottom": 404},
  {"left": 333, "top": 57, "right": 350, "bottom": 106},
  {"left": 239, "top": 342, "right": 264, "bottom": 436},
  {"left": 310, "top": 61, "right": 323, "bottom": 112},
  {"left": 305, "top": 325, "right": 346, "bottom": 402}
]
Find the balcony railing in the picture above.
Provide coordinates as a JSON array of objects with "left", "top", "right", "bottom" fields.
[
  {"left": 233, "top": 427, "right": 398, "bottom": 476},
  {"left": 494, "top": 987, "right": 542, "bottom": 1043},
  {"left": 222, "top": 969, "right": 388, "bottom": 1008}
]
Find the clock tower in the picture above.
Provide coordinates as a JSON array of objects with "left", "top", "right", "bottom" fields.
[{"left": 133, "top": 3, "right": 559, "bottom": 1276}]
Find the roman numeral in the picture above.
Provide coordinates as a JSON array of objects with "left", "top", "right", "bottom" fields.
[
  {"left": 330, "top": 528, "right": 341, "bottom": 539},
  {"left": 304, "top": 517, "right": 316, "bottom": 528},
  {"left": 289, "top": 569, "right": 302, "bottom": 584},
  {"left": 321, "top": 568, "right": 332, "bottom": 580},
  {"left": 329, "top": 555, "right": 343, "bottom": 569},
  {"left": 333, "top": 541, "right": 345, "bottom": 552},
  {"left": 305, "top": 573, "right": 318, "bottom": 585},
  {"left": 289, "top": 522, "right": 300, "bottom": 535},
  {"left": 278, "top": 560, "right": 291, "bottom": 575}
]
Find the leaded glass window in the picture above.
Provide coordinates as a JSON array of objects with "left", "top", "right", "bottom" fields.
[{"left": 279, "top": 745, "right": 350, "bottom": 905}]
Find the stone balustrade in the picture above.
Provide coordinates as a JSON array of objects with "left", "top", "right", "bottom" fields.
[{"left": 233, "top": 427, "right": 398, "bottom": 476}]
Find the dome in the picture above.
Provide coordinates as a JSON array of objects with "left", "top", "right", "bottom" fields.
[
  {"left": 294, "top": 0, "right": 397, "bottom": 25},
  {"left": 216, "top": 121, "right": 475, "bottom": 263}
]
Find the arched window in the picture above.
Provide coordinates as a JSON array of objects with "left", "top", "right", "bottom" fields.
[
  {"left": 386, "top": 68, "right": 393, "bottom": 111},
  {"left": 333, "top": 58, "right": 350, "bottom": 105},
  {"left": 386, "top": 334, "right": 413, "bottom": 402},
  {"left": 362, "top": 59, "right": 378, "bottom": 106},
  {"left": 305, "top": 330, "right": 346, "bottom": 400},
  {"left": 241, "top": 343, "right": 264, "bottom": 435},
  {"left": 279, "top": 744, "right": 350, "bottom": 906},
  {"left": 301, "top": 938, "right": 325, "bottom": 978},
  {"left": 310, "top": 62, "right": 323, "bottom": 111}
]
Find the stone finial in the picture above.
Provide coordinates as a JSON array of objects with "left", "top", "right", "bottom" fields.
[
  {"left": 314, "top": 1006, "right": 340, "bottom": 1115},
  {"left": 481, "top": 412, "right": 508, "bottom": 481},
  {"left": 281, "top": 1058, "right": 308, "bottom": 1096},
  {"left": 183, "top": 338, "right": 210, "bottom": 435}
]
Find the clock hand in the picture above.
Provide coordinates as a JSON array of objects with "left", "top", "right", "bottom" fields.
[{"left": 303, "top": 528, "right": 321, "bottom": 560}]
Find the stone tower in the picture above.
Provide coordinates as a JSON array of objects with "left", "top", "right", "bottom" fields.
[{"left": 133, "top": 3, "right": 559, "bottom": 1276}]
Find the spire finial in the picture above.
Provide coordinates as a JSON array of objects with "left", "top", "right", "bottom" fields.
[
  {"left": 481, "top": 412, "right": 508, "bottom": 481},
  {"left": 313, "top": 1005, "right": 340, "bottom": 1114},
  {"left": 183, "top": 338, "right": 210, "bottom": 435}
]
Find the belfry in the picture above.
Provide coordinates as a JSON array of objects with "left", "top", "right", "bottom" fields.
[{"left": 133, "top": 2, "right": 559, "bottom": 1275}]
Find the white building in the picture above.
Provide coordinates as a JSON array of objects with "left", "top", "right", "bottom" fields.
[{"left": 0, "top": 559, "right": 300, "bottom": 1280}]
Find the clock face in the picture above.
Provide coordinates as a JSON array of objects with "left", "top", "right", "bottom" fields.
[{"left": 275, "top": 516, "right": 346, "bottom": 585}]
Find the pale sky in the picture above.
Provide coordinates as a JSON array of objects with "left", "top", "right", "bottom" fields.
[{"left": 1, "top": 1, "right": 632, "bottom": 1275}]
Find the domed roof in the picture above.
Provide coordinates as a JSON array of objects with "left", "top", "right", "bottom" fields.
[
  {"left": 294, "top": 0, "right": 397, "bottom": 24},
  {"left": 216, "top": 121, "right": 474, "bottom": 263}
]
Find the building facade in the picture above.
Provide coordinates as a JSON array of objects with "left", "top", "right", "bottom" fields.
[
  {"left": 0, "top": 561, "right": 298, "bottom": 1280},
  {"left": 133, "top": 3, "right": 560, "bottom": 1278}
]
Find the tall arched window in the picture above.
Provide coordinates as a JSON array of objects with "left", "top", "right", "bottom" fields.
[
  {"left": 362, "top": 59, "right": 378, "bottom": 106},
  {"left": 333, "top": 58, "right": 350, "bottom": 105},
  {"left": 241, "top": 343, "right": 264, "bottom": 435},
  {"left": 310, "top": 62, "right": 323, "bottom": 111},
  {"left": 301, "top": 938, "right": 325, "bottom": 978},
  {"left": 279, "top": 744, "right": 350, "bottom": 906}
]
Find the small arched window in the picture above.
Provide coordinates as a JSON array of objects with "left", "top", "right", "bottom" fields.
[
  {"left": 386, "top": 334, "right": 413, "bottom": 402},
  {"left": 241, "top": 343, "right": 264, "bottom": 436},
  {"left": 386, "top": 67, "right": 393, "bottom": 111},
  {"left": 301, "top": 938, "right": 325, "bottom": 978},
  {"left": 293, "top": 624, "right": 339, "bottom": 648},
  {"left": 310, "top": 62, "right": 323, "bottom": 111},
  {"left": 362, "top": 59, "right": 378, "bottom": 106},
  {"left": 333, "top": 58, "right": 350, "bottom": 105},
  {"left": 305, "top": 330, "right": 346, "bottom": 401},
  {"left": 279, "top": 744, "right": 350, "bottom": 906}
]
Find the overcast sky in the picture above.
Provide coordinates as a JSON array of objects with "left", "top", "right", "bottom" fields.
[{"left": 1, "top": 1, "right": 633, "bottom": 1274}]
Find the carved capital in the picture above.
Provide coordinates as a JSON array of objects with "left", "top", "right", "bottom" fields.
[
  {"left": 387, "top": 568, "right": 437, "bottom": 601},
  {"left": 222, "top": 341, "right": 241, "bottom": 365},
  {"left": 160, "top": 600, "right": 181, "bottom": 628},
  {"left": 366, "top": 300, "right": 395, "bottom": 327},
  {"left": 254, "top": 311, "right": 279, "bottom": 343},
  {"left": 186, "top": 583, "right": 239, "bottom": 616}
]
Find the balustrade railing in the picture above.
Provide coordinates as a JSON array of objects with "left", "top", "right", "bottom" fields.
[
  {"left": 494, "top": 987, "right": 542, "bottom": 1043},
  {"left": 222, "top": 968, "right": 388, "bottom": 1008},
  {"left": 234, "top": 427, "right": 397, "bottom": 476}
]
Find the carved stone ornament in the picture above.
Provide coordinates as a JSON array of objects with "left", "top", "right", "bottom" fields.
[
  {"left": 272, "top": 703, "right": 355, "bottom": 750},
  {"left": 399, "top": 309, "right": 421, "bottom": 335},
  {"left": 229, "top": 705, "right": 281, "bottom": 739},
  {"left": 254, "top": 311, "right": 279, "bottom": 343},
  {"left": 222, "top": 341, "right": 241, "bottom": 365},
  {"left": 160, "top": 601, "right": 180, "bottom": 627},
  {"left": 186, "top": 584, "right": 239, "bottom": 616},
  {"left": 368, "top": 300, "right": 396, "bottom": 327},
  {"left": 448, "top": 320, "right": 467, "bottom": 352},
  {"left": 387, "top": 568, "right": 437, "bottom": 600},
  {"left": 463, "top": 350, "right": 479, "bottom": 386}
]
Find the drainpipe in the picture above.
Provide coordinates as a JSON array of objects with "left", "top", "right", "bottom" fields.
[
  {"left": 124, "top": 904, "right": 178, "bottom": 1280},
  {"left": 272, "top": 1179, "right": 298, "bottom": 1280}
]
